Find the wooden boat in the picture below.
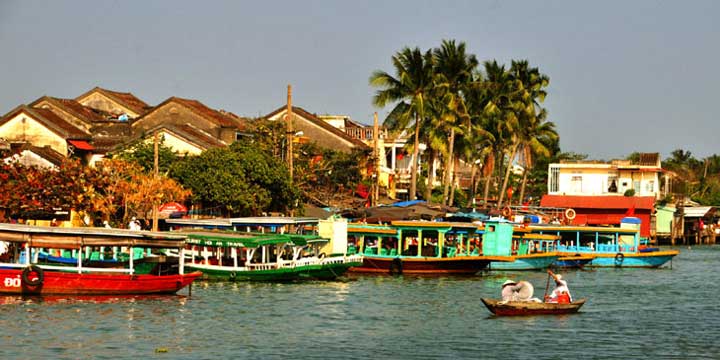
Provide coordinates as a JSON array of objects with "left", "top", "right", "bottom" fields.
[
  {"left": 0, "top": 223, "right": 202, "bottom": 295},
  {"left": 181, "top": 230, "right": 363, "bottom": 281},
  {"left": 481, "top": 298, "right": 586, "bottom": 316},
  {"left": 481, "top": 221, "right": 559, "bottom": 271},
  {"left": 346, "top": 221, "right": 510, "bottom": 275},
  {"left": 554, "top": 253, "right": 596, "bottom": 268},
  {"left": 527, "top": 223, "right": 679, "bottom": 268}
]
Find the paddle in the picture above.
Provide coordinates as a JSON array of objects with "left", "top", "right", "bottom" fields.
[{"left": 543, "top": 268, "right": 552, "bottom": 301}]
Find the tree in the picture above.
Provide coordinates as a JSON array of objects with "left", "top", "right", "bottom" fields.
[
  {"left": 110, "top": 135, "right": 180, "bottom": 173},
  {"left": 371, "top": 47, "right": 436, "bottom": 200},
  {"left": 169, "top": 141, "right": 299, "bottom": 216},
  {"left": 433, "top": 39, "right": 478, "bottom": 206}
]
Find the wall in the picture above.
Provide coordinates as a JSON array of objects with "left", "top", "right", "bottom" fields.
[
  {"left": 0, "top": 114, "right": 68, "bottom": 155},
  {"left": 78, "top": 93, "right": 139, "bottom": 118}
]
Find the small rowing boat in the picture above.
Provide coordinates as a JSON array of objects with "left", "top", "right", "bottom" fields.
[{"left": 481, "top": 298, "right": 586, "bottom": 316}]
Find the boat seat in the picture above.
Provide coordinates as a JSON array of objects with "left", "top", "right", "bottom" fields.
[
  {"left": 364, "top": 247, "right": 376, "bottom": 255},
  {"left": 389, "top": 248, "right": 397, "bottom": 256},
  {"left": 447, "top": 248, "right": 457, "bottom": 258},
  {"left": 380, "top": 248, "right": 388, "bottom": 255},
  {"left": 471, "top": 248, "right": 479, "bottom": 256},
  {"left": 89, "top": 251, "right": 101, "bottom": 261}
]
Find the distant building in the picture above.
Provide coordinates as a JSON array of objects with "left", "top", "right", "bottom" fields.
[{"left": 547, "top": 153, "right": 669, "bottom": 199}]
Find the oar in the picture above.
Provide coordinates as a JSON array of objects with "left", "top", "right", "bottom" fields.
[{"left": 543, "top": 268, "right": 551, "bottom": 301}]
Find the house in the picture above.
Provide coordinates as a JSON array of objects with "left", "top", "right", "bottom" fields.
[
  {"left": 0, "top": 105, "right": 93, "bottom": 161},
  {"left": 2, "top": 143, "right": 66, "bottom": 169},
  {"left": 131, "top": 96, "right": 248, "bottom": 155},
  {"left": 547, "top": 153, "right": 668, "bottom": 199},
  {"left": 265, "top": 106, "right": 370, "bottom": 154},
  {"left": 75, "top": 87, "right": 151, "bottom": 119}
]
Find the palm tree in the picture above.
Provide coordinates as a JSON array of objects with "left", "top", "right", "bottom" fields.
[
  {"left": 496, "top": 60, "right": 551, "bottom": 208},
  {"left": 370, "top": 47, "right": 436, "bottom": 200},
  {"left": 433, "top": 40, "right": 478, "bottom": 206}
]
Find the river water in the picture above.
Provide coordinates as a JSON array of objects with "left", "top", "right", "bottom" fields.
[{"left": 0, "top": 246, "right": 717, "bottom": 359}]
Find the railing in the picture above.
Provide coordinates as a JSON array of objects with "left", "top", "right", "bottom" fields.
[
  {"left": 0, "top": 262, "right": 134, "bottom": 274},
  {"left": 345, "top": 127, "right": 386, "bottom": 140}
]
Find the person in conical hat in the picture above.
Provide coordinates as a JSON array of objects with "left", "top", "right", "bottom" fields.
[{"left": 546, "top": 269, "right": 572, "bottom": 303}]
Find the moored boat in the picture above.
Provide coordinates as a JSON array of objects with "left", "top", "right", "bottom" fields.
[
  {"left": 0, "top": 223, "right": 201, "bottom": 295},
  {"left": 347, "top": 221, "right": 509, "bottom": 275},
  {"left": 527, "top": 220, "right": 679, "bottom": 268},
  {"left": 481, "top": 221, "right": 560, "bottom": 271},
  {"left": 181, "top": 230, "right": 363, "bottom": 281},
  {"left": 481, "top": 298, "right": 586, "bottom": 316}
]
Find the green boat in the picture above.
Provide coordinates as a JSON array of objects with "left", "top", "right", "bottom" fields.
[{"left": 181, "top": 230, "right": 363, "bottom": 281}]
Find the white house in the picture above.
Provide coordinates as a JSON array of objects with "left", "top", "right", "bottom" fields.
[{"left": 547, "top": 153, "right": 669, "bottom": 199}]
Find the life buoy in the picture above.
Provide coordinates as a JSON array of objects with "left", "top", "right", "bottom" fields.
[
  {"left": 229, "top": 271, "right": 237, "bottom": 280},
  {"left": 614, "top": 253, "right": 624, "bottom": 266},
  {"left": 501, "top": 206, "right": 512, "bottom": 218},
  {"left": 22, "top": 265, "right": 44, "bottom": 287},
  {"left": 564, "top": 208, "right": 576, "bottom": 220},
  {"left": 318, "top": 253, "right": 326, "bottom": 260},
  {"left": 389, "top": 257, "right": 403, "bottom": 275}
]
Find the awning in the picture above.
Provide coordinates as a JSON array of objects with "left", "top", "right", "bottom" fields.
[{"left": 68, "top": 140, "right": 94, "bottom": 150}]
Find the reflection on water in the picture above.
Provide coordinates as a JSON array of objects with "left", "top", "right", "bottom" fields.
[{"left": 0, "top": 247, "right": 718, "bottom": 359}]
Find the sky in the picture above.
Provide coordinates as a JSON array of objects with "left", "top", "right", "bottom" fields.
[{"left": 1, "top": 1, "right": 718, "bottom": 161}]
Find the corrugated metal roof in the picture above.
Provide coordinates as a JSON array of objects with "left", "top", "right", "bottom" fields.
[{"left": 682, "top": 206, "right": 714, "bottom": 218}]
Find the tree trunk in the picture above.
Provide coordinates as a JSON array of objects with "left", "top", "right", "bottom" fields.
[
  {"left": 468, "top": 164, "right": 477, "bottom": 207},
  {"left": 497, "top": 143, "right": 519, "bottom": 208},
  {"left": 482, "top": 153, "right": 495, "bottom": 208},
  {"left": 409, "top": 115, "right": 421, "bottom": 200},
  {"left": 518, "top": 168, "right": 529, "bottom": 206},
  {"left": 425, "top": 149, "right": 438, "bottom": 204},
  {"left": 442, "top": 128, "right": 456, "bottom": 206},
  {"left": 449, "top": 157, "right": 459, "bottom": 206}
]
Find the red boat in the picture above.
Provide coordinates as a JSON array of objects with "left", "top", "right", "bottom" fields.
[
  {"left": 481, "top": 298, "right": 586, "bottom": 316},
  {"left": 0, "top": 224, "right": 201, "bottom": 295}
]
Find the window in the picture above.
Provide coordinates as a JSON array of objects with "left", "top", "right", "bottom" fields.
[
  {"left": 571, "top": 176, "right": 583, "bottom": 193},
  {"left": 549, "top": 166, "right": 560, "bottom": 192},
  {"left": 607, "top": 175, "right": 618, "bottom": 193},
  {"left": 646, "top": 180, "right": 654, "bottom": 193}
]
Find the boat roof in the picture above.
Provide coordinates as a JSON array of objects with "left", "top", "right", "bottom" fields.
[
  {"left": 228, "top": 217, "right": 320, "bottom": 226},
  {"left": 527, "top": 225, "right": 639, "bottom": 234},
  {"left": 0, "top": 223, "right": 187, "bottom": 249},
  {"left": 165, "top": 218, "right": 233, "bottom": 228},
  {"left": 180, "top": 230, "right": 327, "bottom": 248},
  {"left": 347, "top": 224, "right": 398, "bottom": 235},
  {"left": 390, "top": 220, "right": 480, "bottom": 230}
]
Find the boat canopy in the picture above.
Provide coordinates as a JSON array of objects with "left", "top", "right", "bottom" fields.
[
  {"left": 183, "top": 230, "right": 327, "bottom": 248},
  {"left": 0, "top": 223, "right": 187, "bottom": 249}
]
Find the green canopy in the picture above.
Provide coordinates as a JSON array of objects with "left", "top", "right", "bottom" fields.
[{"left": 183, "top": 231, "right": 327, "bottom": 248}]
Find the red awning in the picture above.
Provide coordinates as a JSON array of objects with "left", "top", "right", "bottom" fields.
[
  {"left": 68, "top": 140, "right": 94, "bottom": 150},
  {"left": 159, "top": 202, "right": 188, "bottom": 213}
]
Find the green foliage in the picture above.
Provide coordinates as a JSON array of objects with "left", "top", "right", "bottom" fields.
[
  {"left": 110, "top": 136, "right": 180, "bottom": 173},
  {"left": 169, "top": 141, "right": 299, "bottom": 216}
]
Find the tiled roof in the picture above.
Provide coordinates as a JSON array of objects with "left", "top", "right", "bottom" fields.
[
  {"left": 76, "top": 87, "right": 151, "bottom": 115},
  {"left": 265, "top": 105, "right": 370, "bottom": 149},
  {"left": 5, "top": 144, "right": 66, "bottom": 167},
  {"left": 540, "top": 195, "right": 655, "bottom": 210},
  {"left": 167, "top": 97, "right": 247, "bottom": 129},
  {"left": 0, "top": 105, "right": 90, "bottom": 139},
  {"left": 146, "top": 123, "right": 227, "bottom": 150},
  {"left": 31, "top": 96, "right": 111, "bottom": 123}
]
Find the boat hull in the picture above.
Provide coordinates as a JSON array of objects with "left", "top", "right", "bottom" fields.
[
  {"left": 187, "top": 261, "right": 362, "bottom": 281},
  {"left": 553, "top": 254, "right": 596, "bottom": 268},
  {"left": 489, "top": 254, "right": 559, "bottom": 271},
  {"left": 481, "top": 298, "right": 586, "bottom": 316},
  {"left": 348, "top": 256, "right": 491, "bottom": 275},
  {"left": 577, "top": 250, "right": 679, "bottom": 268},
  {"left": 0, "top": 269, "right": 202, "bottom": 295}
]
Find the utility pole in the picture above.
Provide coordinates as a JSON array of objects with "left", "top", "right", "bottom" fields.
[
  {"left": 152, "top": 131, "right": 159, "bottom": 232},
  {"left": 286, "top": 85, "right": 294, "bottom": 181},
  {"left": 373, "top": 112, "right": 380, "bottom": 207}
]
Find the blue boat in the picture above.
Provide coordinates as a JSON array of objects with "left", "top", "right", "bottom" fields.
[
  {"left": 527, "top": 217, "right": 678, "bottom": 268},
  {"left": 481, "top": 220, "right": 559, "bottom": 271}
]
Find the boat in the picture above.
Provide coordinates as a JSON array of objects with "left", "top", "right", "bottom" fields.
[
  {"left": 0, "top": 223, "right": 202, "bottom": 295},
  {"left": 480, "top": 220, "right": 560, "bottom": 271},
  {"left": 180, "top": 230, "right": 363, "bottom": 281},
  {"left": 481, "top": 298, "right": 586, "bottom": 316},
  {"left": 554, "top": 253, "right": 596, "bottom": 268},
  {"left": 346, "top": 221, "right": 510, "bottom": 275},
  {"left": 527, "top": 219, "right": 679, "bottom": 268}
]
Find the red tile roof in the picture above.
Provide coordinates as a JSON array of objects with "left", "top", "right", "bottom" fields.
[
  {"left": 168, "top": 97, "right": 247, "bottom": 129},
  {"left": 264, "top": 105, "right": 370, "bottom": 149},
  {"left": 540, "top": 195, "right": 655, "bottom": 210},
  {"left": 76, "top": 87, "right": 151, "bottom": 115},
  {"left": 0, "top": 105, "right": 90, "bottom": 139},
  {"left": 31, "top": 96, "right": 110, "bottom": 123}
]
